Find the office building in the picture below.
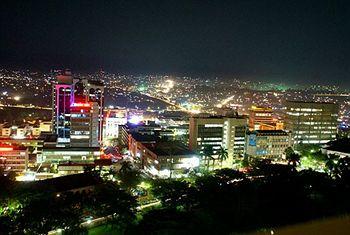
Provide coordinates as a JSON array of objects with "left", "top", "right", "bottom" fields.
[
  {"left": 39, "top": 146, "right": 101, "bottom": 164},
  {"left": 284, "top": 101, "right": 339, "bottom": 144},
  {"left": 52, "top": 71, "right": 104, "bottom": 146},
  {"left": 189, "top": 115, "right": 247, "bottom": 164},
  {"left": 245, "top": 130, "right": 292, "bottom": 160},
  {"left": 249, "top": 105, "right": 283, "bottom": 131},
  {"left": 103, "top": 109, "right": 128, "bottom": 140},
  {"left": 52, "top": 70, "right": 74, "bottom": 143},
  {"left": 129, "top": 133, "right": 199, "bottom": 178},
  {"left": 70, "top": 101, "right": 99, "bottom": 147}
]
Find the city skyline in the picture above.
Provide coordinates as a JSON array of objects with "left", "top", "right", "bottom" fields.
[
  {"left": 1, "top": 1, "right": 350, "bottom": 234},
  {"left": 1, "top": 0, "right": 349, "bottom": 86}
]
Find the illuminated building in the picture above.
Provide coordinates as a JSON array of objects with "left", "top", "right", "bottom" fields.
[
  {"left": 84, "top": 79, "right": 104, "bottom": 142},
  {"left": 52, "top": 70, "right": 74, "bottom": 143},
  {"left": 103, "top": 109, "right": 127, "bottom": 140},
  {"left": 39, "top": 146, "right": 101, "bottom": 164},
  {"left": 249, "top": 105, "right": 282, "bottom": 131},
  {"left": 129, "top": 133, "right": 199, "bottom": 178},
  {"left": 70, "top": 101, "right": 99, "bottom": 147},
  {"left": 52, "top": 71, "right": 104, "bottom": 146},
  {"left": 245, "top": 130, "right": 292, "bottom": 159},
  {"left": 57, "top": 159, "right": 112, "bottom": 175},
  {"left": 0, "top": 138, "right": 44, "bottom": 168},
  {"left": 285, "top": 101, "right": 339, "bottom": 144},
  {"left": 0, "top": 145, "right": 28, "bottom": 172},
  {"left": 189, "top": 115, "right": 247, "bottom": 163},
  {"left": 0, "top": 122, "right": 52, "bottom": 139}
]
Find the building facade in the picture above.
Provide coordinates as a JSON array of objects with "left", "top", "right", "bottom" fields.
[
  {"left": 129, "top": 133, "right": 199, "bottom": 178},
  {"left": 189, "top": 115, "right": 247, "bottom": 163},
  {"left": 0, "top": 145, "right": 28, "bottom": 172},
  {"left": 249, "top": 105, "right": 283, "bottom": 131},
  {"left": 284, "top": 101, "right": 339, "bottom": 144},
  {"left": 52, "top": 70, "right": 104, "bottom": 147},
  {"left": 245, "top": 130, "right": 292, "bottom": 160}
]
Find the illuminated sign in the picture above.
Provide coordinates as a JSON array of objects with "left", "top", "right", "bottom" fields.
[
  {"left": 71, "top": 103, "right": 91, "bottom": 107},
  {"left": 249, "top": 134, "right": 256, "bottom": 146}
]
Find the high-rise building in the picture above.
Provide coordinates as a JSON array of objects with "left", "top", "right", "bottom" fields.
[
  {"left": 189, "top": 115, "right": 247, "bottom": 163},
  {"left": 85, "top": 80, "right": 104, "bottom": 142},
  {"left": 52, "top": 71, "right": 104, "bottom": 147},
  {"left": 284, "top": 101, "right": 339, "bottom": 144},
  {"left": 52, "top": 70, "right": 74, "bottom": 143}
]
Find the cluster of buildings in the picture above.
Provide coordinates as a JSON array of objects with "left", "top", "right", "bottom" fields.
[{"left": 0, "top": 70, "right": 343, "bottom": 179}]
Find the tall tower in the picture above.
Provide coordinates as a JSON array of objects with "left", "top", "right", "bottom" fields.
[
  {"left": 52, "top": 70, "right": 73, "bottom": 144},
  {"left": 85, "top": 80, "right": 104, "bottom": 143},
  {"left": 52, "top": 71, "right": 104, "bottom": 147}
]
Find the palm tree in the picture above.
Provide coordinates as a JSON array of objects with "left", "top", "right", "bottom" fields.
[
  {"left": 286, "top": 152, "right": 301, "bottom": 169},
  {"left": 284, "top": 147, "right": 294, "bottom": 160},
  {"left": 217, "top": 146, "right": 229, "bottom": 167},
  {"left": 324, "top": 154, "right": 338, "bottom": 177},
  {"left": 202, "top": 145, "right": 214, "bottom": 170}
]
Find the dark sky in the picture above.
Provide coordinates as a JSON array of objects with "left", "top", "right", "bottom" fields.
[{"left": 1, "top": 0, "right": 349, "bottom": 85}]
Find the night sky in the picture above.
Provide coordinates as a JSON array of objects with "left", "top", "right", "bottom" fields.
[{"left": 1, "top": 0, "right": 349, "bottom": 85}]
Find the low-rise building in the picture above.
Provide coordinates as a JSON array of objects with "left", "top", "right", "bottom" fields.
[
  {"left": 0, "top": 145, "right": 29, "bottom": 172},
  {"left": 129, "top": 133, "right": 199, "bottom": 178},
  {"left": 245, "top": 130, "right": 292, "bottom": 160},
  {"left": 39, "top": 147, "right": 101, "bottom": 164}
]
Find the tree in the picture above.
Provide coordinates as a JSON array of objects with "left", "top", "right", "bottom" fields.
[
  {"left": 14, "top": 192, "right": 85, "bottom": 235},
  {"left": 90, "top": 182, "right": 137, "bottom": 232},
  {"left": 202, "top": 145, "right": 214, "bottom": 170},
  {"left": 287, "top": 152, "right": 301, "bottom": 169},
  {"left": 118, "top": 161, "right": 142, "bottom": 191},
  {"left": 151, "top": 179, "right": 196, "bottom": 210},
  {"left": 284, "top": 147, "right": 295, "bottom": 159},
  {"left": 333, "top": 157, "right": 350, "bottom": 182},
  {"left": 324, "top": 154, "right": 338, "bottom": 177},
  {"left": 120, "top": 161, "right": 133, "bottom": 173},
  {"left": 285, "top": 147, "right": 301, "bottom": 170},
  {"left": 217, "top": 146, "right": 228, "bottom": 167}
]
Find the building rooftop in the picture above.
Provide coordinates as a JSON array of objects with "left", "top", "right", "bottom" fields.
[
  {"left": 130, "top": 132, "right": 158, "bottom": 143},
  {"left": 324, "top": 139, "right": 350, "bottom": 154},
  {"left": 248, "top": 130, "right": 289, "bottom": 136},
  {"left": 43, "top": 146, "right": 100, "bottom": 151},
  {"left": 145, "top": 141, "right": 196, "bottom": 157}
]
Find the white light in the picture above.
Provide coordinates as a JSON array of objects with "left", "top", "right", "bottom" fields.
[{"left": 13, "top": 96, "right": 21, "bottom": 101}]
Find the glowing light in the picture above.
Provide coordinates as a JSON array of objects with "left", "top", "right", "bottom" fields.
[
  {"left": 13, "top": 96, "right": 21, "bottom": 101},
  {"left": 71, "top": 102, "right": 91, "bottom": 107},
  {"left": 129, "top": 115, "right": 143, "bottom": 124},
  {"left": 0, "top": 147, "right": 13, "bottom": 151},
  {"left": 180, "top": 157, "right": 200, "bottom": 168}
]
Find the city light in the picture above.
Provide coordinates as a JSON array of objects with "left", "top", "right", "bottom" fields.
[
  {"left": 129, "top": 115, "right": 143, "bottom": 124},
  {"left": 13, "top": 96, "right": 21, "bottom": 101}
]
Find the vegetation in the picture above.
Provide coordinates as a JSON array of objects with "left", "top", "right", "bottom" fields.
[
  {"left": 128, "top": 160, "right": 350, "bottom": 234},
  {"left": 2, "top": 139, "right": 350, "bottom": 235}
]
